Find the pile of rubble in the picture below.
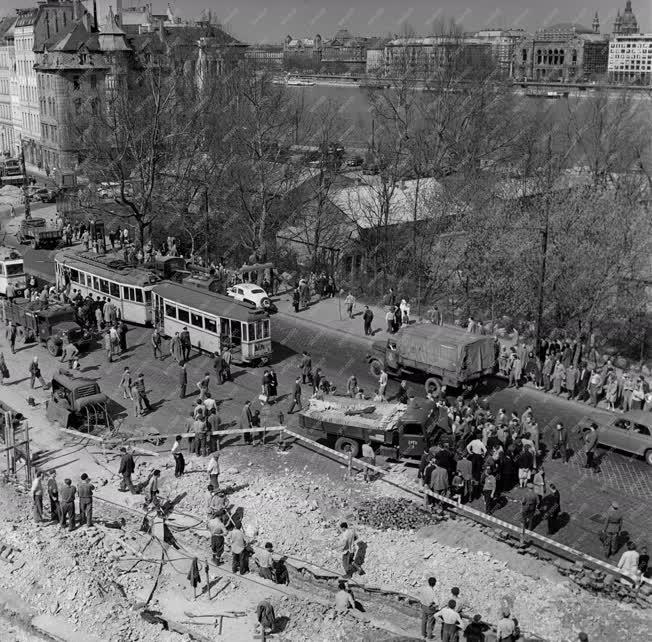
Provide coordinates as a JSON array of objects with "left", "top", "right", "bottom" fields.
[{"left": 355, "top": 497, "right": 438, "bottom": 530}]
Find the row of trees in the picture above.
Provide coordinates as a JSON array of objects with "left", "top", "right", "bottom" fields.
[{"left": 72, "top": 52, "right": 651, "bottom": 355}]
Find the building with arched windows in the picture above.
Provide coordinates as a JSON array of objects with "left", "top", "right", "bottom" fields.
[{"left": 513, "top": 22, "right": 609, "bottom": 82}]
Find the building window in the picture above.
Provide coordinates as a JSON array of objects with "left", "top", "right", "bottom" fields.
[
  {"left": 522, "top": 48, "right": 527, "bottom": 62},
  {"left": 572, "top": 49, "right": 577, "bottom": 63}
]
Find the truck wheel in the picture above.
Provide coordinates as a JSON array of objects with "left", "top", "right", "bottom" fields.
[
  {"left": 334, "top": 437, "right": 360, "bottom": 458},
  {"left": 46, "top": 338, "right": 61, "bottom": 357},
  {"left": 369, "top": 359, "right": 383, "bottom": 378},
  {"left": 425, "top": 377, "right": 442, "bottom": 396},
  {"left": 646, "top": 449, "right": 652, "bottom": 466}
]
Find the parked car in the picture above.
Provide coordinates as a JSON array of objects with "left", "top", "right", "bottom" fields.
[
  {"left": 226, "top": 283, "right": 272, "bottom": 310},
  {"left": 578, "top": 411, "right": 652, "bottom": 465},
  {"left": 25, "top": 186, "right": 57, "bottom": 203}
]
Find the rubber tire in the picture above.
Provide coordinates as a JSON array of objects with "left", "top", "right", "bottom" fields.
[
  {"left": 334, "top": 437, "right": 360, "bottom": 458},
  {"left": 47, "top": 338, "right": 61, "bottom": 357},
  {"left": 369, "top": 359, "right": 383, "bottom": 378},
  {"left": 646, "top": 450, "right": 652, "bottom": 466},
  {"left": 425, "top": 377, "right": 442, "bottom": 396}
]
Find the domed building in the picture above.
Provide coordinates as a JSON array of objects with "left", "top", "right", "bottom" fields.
[
  {"left": 513, "top": 19, "right": 609, "bottom": 82},
  {"left": 613, "top": 1, "right": 639, "bottom": 35}
]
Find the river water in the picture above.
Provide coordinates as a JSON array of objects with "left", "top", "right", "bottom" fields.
[{"left": 289, "top": 83, "right": 652, "bottom": 164}]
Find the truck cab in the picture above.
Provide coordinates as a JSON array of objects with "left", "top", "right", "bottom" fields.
[{"left": 46, "top": 370, "right": 110, "bottom": 431}]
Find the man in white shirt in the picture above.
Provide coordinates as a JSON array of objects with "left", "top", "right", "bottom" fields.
[
  {"left": 207, "top": 452, "right": 220, "bottom": 489},
  {"left": 434, "top": 600, "right": 462, "bottom": 642},
  {"left": 207, "top": 515, "right": 227, "bottom": 564},
  {"left": 418, "top": 576, "right": 438, "bottom": 639},
  {"left": 335, "top": 580, "right": 356, "bottom": 612},
  {"left": 496, "top": 609, "right": 516, "bottom": 641},
  {"left": 378, "top": 369, "right": 388, "bottom": 400},
  {"left": 171, "top": 436, "right": 184, "bottom": 477},
  {"left": 147, "top": 469, "right": 160, "bottom": 505},
  {"left": 338, "top": 522, "right": 359, "bottom": 577},
  {"left": 31, "top": 471, "right": 44, "bottom": 523},
  {"left": 617, "top": 541, "right": 641, "bottom": 578}
]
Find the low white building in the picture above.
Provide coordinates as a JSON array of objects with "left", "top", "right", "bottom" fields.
[{"left": 608, "top": 33, "right": 652, "bottom": 85}]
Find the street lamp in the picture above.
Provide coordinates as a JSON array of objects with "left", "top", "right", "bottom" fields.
[{"left": 20, "top": 137, "right": 31, "bottom": 220}]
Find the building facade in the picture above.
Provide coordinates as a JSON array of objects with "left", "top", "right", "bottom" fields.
[
  {"left": 0, "top": 17, "right": 17, "bottom": 156},
  {"left": 244, "top": 44, "right": 284, "bottom": 69},
  {"left": 513, "top": 23, "right": 609, "bottom": 82},
  {"left": 466, "top": 28, "right": 527, "bottom": 78},
  {"left": 608, "top": 33, "right": 652, "bottom": 84},
  {"left": 321, "top": 29, "right": 368, "bottom": 72}
]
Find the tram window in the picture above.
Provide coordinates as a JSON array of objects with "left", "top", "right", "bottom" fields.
[
  {"left": 99, "top": 279, "right": 109, "bottom": 294},
  {"left": 165, "top": 304, "right": 177, "bottom": 319},
  {"left": 220, "top": 318, "right": 230, "bottom": 337},
  {"left": 69, "top": 268, "right": 79, "bottom": 283},
  {"left": 177, "top": 308, "right": 189, "bottom": 323},
  {"left": 248, "top": 323, "right": 256, "bottom": 341},
  {"left": 123, "top": 286, "right": 132, "bottom": 300},
  {"left": 144, "top": 291, "right": 151, "bottom": 304},
  {"left": 231, "top": 321, "right": 242, "bottom": 345},
  {"left": 135, "top": 289, "right": 143, "bottom": 303},
  {"left": 83, "top": 273, "right": 89, "bottom": 286},
  {"left": 110, "top": 282, "right": 120, "bottom": 297},
  {"left": 205, "top": 317, "right": 217, "bottom": 333},
  {"left": 191, "top": 313, "right": 203, "bottom": 328},
  {"left": 93, "top": 277, "right": 99, "bottom": 290},
  {"left": 262, "top": 319, "right": 270, "bottom": 338}
]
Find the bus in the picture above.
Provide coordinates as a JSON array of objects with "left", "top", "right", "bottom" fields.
[
  {"left": 153, "top": 281, "right": 272, "bottom": 364},
  {"left": 54, "top": 248, "right": 160, "bottom": 325},
  {"left": 0, "top": 248, "right": 26, "bottom": 296},
  {"left": 0, "top": 158, "right": 24, "bottom": 186}
]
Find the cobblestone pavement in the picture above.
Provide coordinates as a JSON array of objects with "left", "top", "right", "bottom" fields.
[{"left": 0, "top": 312, "right": 650, "bottom": 566}]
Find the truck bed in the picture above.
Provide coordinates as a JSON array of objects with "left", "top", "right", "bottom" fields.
[{"left": 299, "top": 396, "right": 406, "bottom": 432}]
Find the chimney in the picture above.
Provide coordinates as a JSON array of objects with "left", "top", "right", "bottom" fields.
[
  {"left": 73, "top": 0, "right": 79, "bottom": 21},
  {"left": 158, "top": 19, "right": 165, "bottom": 43}
]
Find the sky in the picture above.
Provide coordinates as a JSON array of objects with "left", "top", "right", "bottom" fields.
[{"left": 4, "top": 0, "right": 651, "bottom": 44}]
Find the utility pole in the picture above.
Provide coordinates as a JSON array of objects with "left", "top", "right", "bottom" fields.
[
  {"left": 204, "top": 186, "right": 209, "bottom": 266},
  {"left": 20, "top": 138, "right": 31, "bottom": 220}
]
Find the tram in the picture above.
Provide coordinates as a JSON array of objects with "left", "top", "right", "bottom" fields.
[
  {"left": 0, "top": 248, "right": 26, "bottom": 296},
  {"left": 153, "top": 281, "right": 272, "bottom": 364},
  {"left": 54, "top": 248, "right": 159, "bottom": 325}
]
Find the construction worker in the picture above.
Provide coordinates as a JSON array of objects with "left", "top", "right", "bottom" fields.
[{"left": 59, "top": 478, "right": 76, "bottom": 531}]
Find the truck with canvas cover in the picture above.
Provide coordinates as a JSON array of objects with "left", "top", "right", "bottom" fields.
[
  {"left": 1, "top": 299, "right": 91, "bottom": 356},
  {"left": 368, "top": 324, "right": 498, "bottom": 395},
  {"left": 297, "top": 395, "right": 445, "bottom": 458}
]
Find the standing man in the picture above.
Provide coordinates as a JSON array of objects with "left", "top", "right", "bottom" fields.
[
  {"left": 378, "top": 368, "right": 388, "bottom": 401},
  {"left": 208, "top": 514, "right": 227, "bottom": 565},
  {"left": 135, "top": 373, "right": 151, "bottom": 413},
  {"left": 103, "top": 331, "right": 113, "bottom": 363},
  {"left": 118, "top": 447, "right": 136, "bottom": 493},
  {"left": 59, "top": 478, "right": 76, "bottom": 531},
  {"left": 228, "top": 524, "right": 248, "bottom": 575},
  {"left": 222, "top": 345, "right": 232, "bottom": 382},
  {"left": 169, "top": 332, "right": 183, "bottom": 363},
  {"left": 61, "top": 342, "right": 79, "bottom": 371},
  {"left": 8, "top": 322, "right": 17, "bottom": 355},
  {"left": 212, "top": 351, "right": 224, "bottom": 385},
  {"left": 78, "top": 473, "right": 94, "bottom": 527},
  {"left": 207, "top": 452, "right": 220, "bottom": 489},
  {"left": 544, "top": 483, "right": 561, "bottom": 535},
  {"left": 521, "top": 482, "right": 538, "bottom": 532},
  {"left": 584, "top": 423, "right": 599, "bottom": 472},
  {"left": 434, "top": 600, "right": 463, "bottom": 642},
  {"left": 31, "top": 471, "right": 44, "bottom": 523},
  {"left": 300, "top": 351, "right": 312, "bottom": 385},
  {"left": 338, "top": 522, "right": 359, "bottom": 578},
  {"left": 180, "top": 326, "right": 191, "bottom": 362},
  {"left": 151, "top": 327, "right": 163, "bottom": 361},
  {"left": 197, "top": 373, "right": 211, "bottom": 402},
  {"left": 287, "top": 377, "right": 302, "bottom": 414},
  {"left": 553, "top": 422, "right": 569, "bottom": 463},
  {"left": 344, "top": 292, "right": 355, "bottom": 319},
  {"left": 118, "top": 320, "right": 128, "bottom": 353},
  {"left": 240, "top": 400, "right": 253, "bottom": 445},
  {"left": 601, "top": 501, "right": 623, "bottom": 558},
  {"left": 418, "top": 577, "right": 438, "bottom": 640},
  {"left": 171, "top": 436, "right": 185, "bottom": 477},
  {"left": 47, "top": 470, "right": 59, "bottom": 522},
  {"left": 178, "top": 362, "right": 187, "bottom": 399},
  {"left": 362, "top": 305, "right": 374, "bottom": 336}
]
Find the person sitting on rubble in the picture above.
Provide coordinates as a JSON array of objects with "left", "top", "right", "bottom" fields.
[
  {"left": 334, "top": 580, "right": 355, "bottom": 613},
  {"left": 256, "top": 597, "right": 276, "bottom": 635},
  {"left": 273, "top": 555, "right": 290, "bottom": 585}
]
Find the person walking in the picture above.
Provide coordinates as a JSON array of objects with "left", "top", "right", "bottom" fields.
[
  {"left": 344, "top": 292, "right": 355, "bottom": 319},
  {"left": 584, "top": 423, "right": 599, "bottom": 472},
  {"left": 8, "top": 322, "right": 17, "bottom": 355},
  {"left": 240, "top": 400, "right": 253, "bottom": 445},
  {"left": 31, "top": 471, "right": 45, "bottom": 523},
  {"left": 169, "top": 332, "right": 183, "bottom": 364},
  {"left": 532, "top": 467, "right": 546, "bottom": 506},
  {"left": 288, "top": 376, "right": 302, "bottom": 414},
  {"left": 180, "top": 326, "right": 191, "bottom": 362},
  {"left": 118, "top": 320, "right": 128, "bottom": 353},
  {"left": 300, "top": 351, "right": 312, "bottom": 385},
  {"left": 418, "top": 576, "right": 438, "bottom": 640},
  {"left": 59, "top": 478, "right": 76, "bottom": 531},
  {"left": 171, "top": 435, "right": 185, "bottom": 477},
  {"left": 118, "top": 447, "right": 136, "bottom": 493},
  {"left": 151, "top": 328, "right": 163, "bottom": 360},
  {"left": 29, "top": 356, "right": 47, "bottom": 389},
  {"left": 47, "top": 470, "right": 59, "bottom": 522},
  {"left": 362, "top": 306, "right": 373, "bottom": 336},
  {"left": 212, "top": 351, "right": 224, "bottom": 385},
  {"left": 338, "top": 522, "right": 359, "bottom": 578},
  {"left": 229, "top": 525, "right": 248, "bottom": 575},
  {"left": 135, "top": 373, "right": 151, "bottom": 413},
  {"left": 378, "top": 368, "right": 388, "bottom": 401},
  {"left": 146, "top": 469, "right": 161, "bottom": 505},
  {"left": 178, "top": 362, "right": 187, "bottom": 399},
  {"left": 78, "top": 473, "right": 94, "bottom": 527},
  {"left": 131, "top": 382, "right": 143, "bottom": 417},
  {"left": 207, "top": 452, "right": 220, "bottom": 489},
  {"left": 103, "top": 330, "right": 113, "bottom": 363},
  {"left": 601, "top": 501, "right": 623, "bottom": 558},
  {"left": 197, "top": 373, "right": 211, "bottom": 402},
  {"left": 208, "top": 514, "right": 227, "bottom": 565},
  {"left": 482, "top": 469, "right": 497, "bottom": 515},
  {"left": 521, "top": 483, "right": 538, "bottom": 532}
]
